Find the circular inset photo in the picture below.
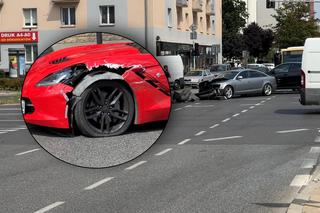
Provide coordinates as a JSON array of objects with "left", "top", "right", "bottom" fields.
[{"left": 21, "top": 32, "right": 171, "bottom": 168}]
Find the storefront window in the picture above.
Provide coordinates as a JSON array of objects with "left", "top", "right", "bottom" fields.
[
  {"left": 25, "top": 45, "right": 38, "bottom": 64},
  {"left": 100, "top": 5, "right": 115, "bottom": 25},
  {"left": 61, "top": 7, "right": 76, "bottom": 26},
  {"left": 23, "top": 8, "right": 37, "bottom": 27}
]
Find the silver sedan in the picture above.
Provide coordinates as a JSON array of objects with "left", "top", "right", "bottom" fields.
[{"left": 197, "top": 69, "right": 277, "bottom": 99}]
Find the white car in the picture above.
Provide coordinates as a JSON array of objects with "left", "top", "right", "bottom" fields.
[
  {"left": 184, "top": 70, "right": 214, "bottom": 88},
  {"left": 300, "top": 38, "right": 320, "bottom": 105},
  {"left": 263, "top": 63, "right": 275, "bottom": 70}
]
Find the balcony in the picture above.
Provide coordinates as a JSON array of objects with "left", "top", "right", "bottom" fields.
[
  {"left": 51, "top": 0, "right": 80, "bottom": 3},
  {"left": 176, "top": 0, "right": 188, "bottom": 7},
  {"left": 206, "top": 1, "right": 214, "bottom": 15},
  {"left": 192, "top": 0, "right": 203, "bottom": 12}
]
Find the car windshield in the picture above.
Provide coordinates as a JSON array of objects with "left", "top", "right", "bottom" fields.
[
  {"left": 211, "top": 65, "right": 227, "bottom": 72},
  {"left": 217, "top": 71, "right": 239, "bottom": 79},
  {"left": 185, "top": 71, "right": 202, "bottom": 76}
]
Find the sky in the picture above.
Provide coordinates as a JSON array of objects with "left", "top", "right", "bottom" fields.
[{"left": 315, "top": 3, "right": 320, "bottom": 19}]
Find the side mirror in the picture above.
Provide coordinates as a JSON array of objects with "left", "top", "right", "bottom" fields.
[{"left": 237, "top": 75, "right": 243, "bottom": 80}]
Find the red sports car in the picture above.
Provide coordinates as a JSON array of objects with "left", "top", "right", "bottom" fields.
[{"left": 22, "top": 43, "right": 171, "bottom": 137}]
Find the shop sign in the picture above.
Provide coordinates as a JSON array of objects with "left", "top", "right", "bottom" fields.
[{"left": 0, "top": 32, "right": 38, "bottom": 43}]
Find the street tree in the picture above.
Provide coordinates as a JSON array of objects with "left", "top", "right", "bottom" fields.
[
  {"left": 243, "top": 22, "right": 274, "bottom": 59},
  {"left": 273, "top": 2, "right": 319, "bottom": 48},
  {"left": 222, "top": 0, "right": 248, "bottom": 60}
]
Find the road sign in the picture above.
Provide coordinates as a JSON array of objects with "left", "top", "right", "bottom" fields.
[
  {"left": 0, "top": 32, "right": 38, "bottom": 43},
  {"left": 190, "top": 31, "right": 197, "bottom": 40}
]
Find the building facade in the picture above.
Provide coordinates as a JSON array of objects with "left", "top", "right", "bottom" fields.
[
  {"left": 0, "top": 0, "right": 222, "bottom": 77},
  {"left": 242, "top": 0, "right": 316, "bottom": 28}
]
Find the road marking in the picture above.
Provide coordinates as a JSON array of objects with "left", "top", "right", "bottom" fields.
[
  {"left": 249, "top": 106, "right": 255, "bottom": 109},
  {"left": 222, "top": 118, "right": 230, "bottom": 123},
  {"left": 314, "top": 136, "right": 320, "bottom": 143},
  {"left": 195, "top": 131, "right": 206, "bottom": 136},
  {"left": 0, "top": 132, "right": 6, "bottom": 134},
  {"left": 267, "top": 98, "right": 272, "bottom": 100},
  {"left": 0, "top": 129, "right": 19, "bottom": 132},
  {"left": 232, "top": 113, "right": 240, "bottom": 117},
  {"left": 203, "top": 136, "right": 243, "bottom": 142},
  {"left": 301, "top": 159, "right": 317, "bottom": 169},
  {"left": 255, "top": 103, "right": 261, "bottom": 106},
  {"left": 290, "top": 175, "right": 310, "bottom": 187},
  {"left": 241, "top": 109, "right": 248, "bottom": 113},
  {"left": 84, "top": 177, "right": 114, "bottom": 190},
  {"left": 0, "top": 108, "right": 20, "bottom": 111},
  {"left": 15, "top": 148, "right": 40, "bottom": 156},
  {"left": 125, "top": 161, "right": 147, "bottom": 170},
  {"left": 155, "top": 148, "right": 172, "bottom": 156},
  {"left": 0, "top": 113, "right": 21, "bottom": 115},
  {"left": 210, "top": 124, "right": 220, "bottom": 129},
  {"left": 34, "top": 201, "right": 65, "bottom": 213},
  {"left": 0, "top": 120, "right": 24, "bottom": 122},
  {"left": 178, "top": 139, "right": 191, "bottom": 145},
  {"left": 277, "top": 129, "right": 309, "bottom": 134},
  {"left": 195, "top": 103, "right": 200, "bottom": 105},
  {"left": 174, "top": 108, "right": 183, "bottom": 111},
  {"left": 310, "top": 147, "right": 320, "bottom": 153},
  {"left": 185, "top": 105, "right": 192, "bottom": 108},
  {"left": 261, "top": 100, "right": 266, "bottom": 103}
]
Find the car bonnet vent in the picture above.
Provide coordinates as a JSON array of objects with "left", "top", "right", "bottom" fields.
[{"left": 49, "top": 56, "right": 69, "bottom": 64}]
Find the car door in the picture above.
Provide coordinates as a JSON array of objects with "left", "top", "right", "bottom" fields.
[
  {"left": 272, "top": 63, "right": 291, "bottom": 88},
  {"left": 248, "top": 71, "right": 264, "bottom": 92},
  {"left": 234, "top": 71, "right": 250, "bottom": 93},
  {"left": 288, "top": 63, "right": 301, "bottom": 88}
]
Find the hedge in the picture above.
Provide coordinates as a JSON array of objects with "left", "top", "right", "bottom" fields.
[{"left": 0, "top": 78, "right": 24, "bottom": 91}]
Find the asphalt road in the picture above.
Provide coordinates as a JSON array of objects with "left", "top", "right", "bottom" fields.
[{"left": 0, "top": 93, "right": 320, "bottom": 213}]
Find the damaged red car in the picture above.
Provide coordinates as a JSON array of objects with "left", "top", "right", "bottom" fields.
[{"left": 22, "top": 43, "right": 171, "bottom": 137}]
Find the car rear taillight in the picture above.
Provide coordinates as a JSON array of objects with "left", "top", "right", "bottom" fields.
[{"left": 301, "top": 69, "right": 305, "bottom": 88}]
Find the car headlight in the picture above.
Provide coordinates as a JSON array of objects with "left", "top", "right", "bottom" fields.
[{"left": 37, "top": 68, "right": 74, "bottom": 87}]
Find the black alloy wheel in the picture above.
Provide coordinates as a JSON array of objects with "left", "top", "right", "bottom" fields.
[{"left": 74, "top": 81, "right": 134, "bottom": 137}]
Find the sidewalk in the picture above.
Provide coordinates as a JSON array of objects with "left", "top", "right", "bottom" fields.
[{"left": 288, "top": 167, "right": 320, "bottom": 213}]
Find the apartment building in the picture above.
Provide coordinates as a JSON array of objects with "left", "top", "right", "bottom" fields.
[
  {"left": 243, "top": 0, "right": 315, "bottom": 28},
  {"left": 0, "top": 0, "right": 222, "bottom": 77}
]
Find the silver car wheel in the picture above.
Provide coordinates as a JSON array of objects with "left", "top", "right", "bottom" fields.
[
  {"left": 224, "top": 86, "right": 233, "bottom": 99},
  {"left": 263, "top": 84, "right": 272, "bottom": 96}
]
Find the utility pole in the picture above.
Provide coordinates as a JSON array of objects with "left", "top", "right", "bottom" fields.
[{"left": 190, "top": 24, "right": 197, "bottom": 70}]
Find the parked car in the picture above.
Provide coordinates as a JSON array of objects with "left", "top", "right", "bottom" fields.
[
  {"left": 21, "top": 43, "right": 171, "bottom": 137},
  {"left": 300, "top": 38, "right": 320, "bottom": 105},
  {"left": 268, "top": 62, "right": 301, "bottom": 90},
  {"left": 197, "top": 69, "right": 276, "bottom": 99},
  {"left": 210, "top": 64, "right": 232, "bottom": 77},
  {"left": 156, "top": 55, "right": 185, "bottom": 90},
  {"left": 263, "top": 63, "right": 275, "bottom": 70},
  {"left": 246, "top": 64, "right": 269, "bottom": 73},
  {"left": 184, "top": 70, "right": 214, "bottom": 88}
]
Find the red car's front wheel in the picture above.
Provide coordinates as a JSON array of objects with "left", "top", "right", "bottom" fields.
[{"left": 74, "top": 81, "right": 134, "bottom": 137}]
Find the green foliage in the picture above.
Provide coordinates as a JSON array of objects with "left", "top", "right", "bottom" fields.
[
  {"left": 273, "top": 2, "right": 319, "bottom": 48},
  {"left": 0, "top": 78, "right": 23, "bottom": 91},
  {"left": 243, "top": 22, "right": 274, "bottom": 59},
  {"left": 222, "top": 0, "right": 248, "bottom": 60}
]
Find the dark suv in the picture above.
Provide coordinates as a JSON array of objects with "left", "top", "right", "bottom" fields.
[{"left": 268, "top": 62, "right": 301, "bottom": 90}]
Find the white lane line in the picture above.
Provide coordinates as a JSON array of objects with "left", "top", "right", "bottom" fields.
[
  {"left": 15, "top": 148, "right": 40, "bottom": 156},
  {"left": 314, "top": 136, "right": 320, "bottom": 143},
  {"left": 232, "top": 113, "right": 240, "bottom": 117},
  {"left": 301, "top": 159, "right": 317, "bottom": 169},
  {"left": 240, "top": 104, "right": 257, "bottom": 106},
  {"left": 195, "top": 131, "right": 206, "bottom": 136},
  {"left": 210, "top": 124, "right": 220, "bottom": 129},
  {"left": 222, "top": 118, "right": 230, "bottom": 123},
  {"left": 155, "top": 148, "right": 173, "bottom": 156},
  {"left": 267, "top": 98, "right": 272, "bottom": 100},
  {"left": 249, "top": 106, "right": 255, "bottom": 109},
  {"left": 290, "top": 175, "right": 310, "bottom": 187},
  {"left": 84, "top": 177, "right": 114, "bottom": 190},
  {"left": 195, "top": 103, "right": 200, "bottom": 105},
  {"left": 0, "top": 108, "right": 20, "bottom": 110},
  {"left": 34, "top": 201, "right": 65, "bottom": 213},
  {"left": 174, "top": 108, "right": 183, "bottom": 111},
  {"left": 255, "top": 103, "right": 261, "bottom": 106},
  {"left": 0, "top": 129, "right": 18, "bottom": 132},
  {"left": 0, "top": 113, "right": 21, "bottom": 115},
  {"left": 0, "top": 120, "right": 24, "bottom": 122},
  {"left": 203, "top": 136, "right": 243, "bottom": 142},
  {"left": 261, "top": 100, "right": 266, "bottom": 103},
  {"left": 185, "top": 105, "right": 192, "bottom": 108},
  {"left": 0, "top": 132, "right": 7, "bottom": 134},
  {"left": 178, "top": 139, "right": 191, "bottom": 145},
  {"left": 125, "top": 161, "right": 147, "bottom": 170},
  {"left": 241, "top": 109, "right": 248, "bottom": 113},
  {"left": 277, "top": 129, "right": 309, "bottom": 134},
  {"left": 310, "top": 147, "right": 320, "bottom": 154}
]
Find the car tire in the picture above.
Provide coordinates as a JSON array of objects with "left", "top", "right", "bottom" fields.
[
  {"left": 224, "top": 85, "right": 233, "bottom": 99},
  {"left": 262, "top": 83, "right": 272, "bottom": 96},
  {"left": 173, "top": 80, "right": 181, "bottom": 90},
  {"left": 74, "top": 80, "right": 134, "bottom": 137}
]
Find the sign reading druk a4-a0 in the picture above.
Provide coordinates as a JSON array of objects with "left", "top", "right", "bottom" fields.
[{"left": 0, "top": 32, "right": 38, "bottom": 43}]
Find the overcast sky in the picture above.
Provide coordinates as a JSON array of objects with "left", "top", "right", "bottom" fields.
[{"left": 315, "top": 3, "right": 320, "bottom": 19}]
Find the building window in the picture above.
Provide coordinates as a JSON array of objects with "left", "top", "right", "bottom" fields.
[
  {"left": 100, "top": 5, "right": 115, "bottom": 25},
  {"left": 23, "top": 8, "right": 37, "bottom": 27},
  {"left": 185, "top": 13, "right": 189, "bottom": 30},
  {"left": 200, "top": 17, "right": 203, "bottom": 33},
  {"left": 61, "top": 7, "right": 76, "bottom": 26},
  {"left": 266, "top": 0, "right": 275, "bottom": 9},
  {"left": 168, "top": 8, "right": 173, "bottom": 28},
  {"left": 193, "top": 12, "right": 198, "bottom": 27},
  {"left": 177, "top": 7, "right": 183, "bottom": 29},
  {"left": 25, "top": 45, "right": 38, "bottom": 64},
  {"left": 206, "top": 15, "right": 211, "bottom": 34}
]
